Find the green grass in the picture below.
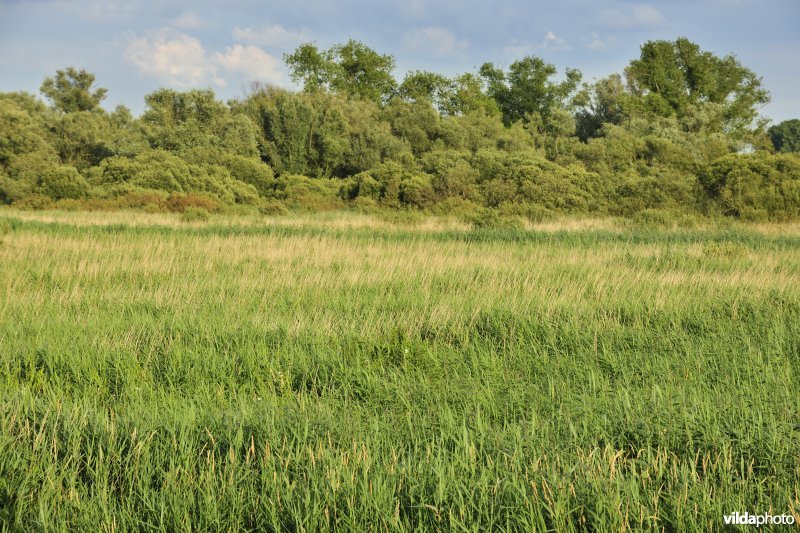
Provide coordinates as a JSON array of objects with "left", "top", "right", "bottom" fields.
[{"left": 1, "top": 210, "right": 798, "bottom": 531}]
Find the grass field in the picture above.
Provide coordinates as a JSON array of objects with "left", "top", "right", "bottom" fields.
[{"left": 1, "top": 209, "right": 799, "bottom": 531}]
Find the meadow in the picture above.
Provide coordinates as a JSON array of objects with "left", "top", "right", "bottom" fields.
[{"left": 0, "top": 209, "right": 798, "bottom": 531}]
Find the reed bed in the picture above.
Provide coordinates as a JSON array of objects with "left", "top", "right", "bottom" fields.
[{"left": 1, "top": 210, "right": 798, "bottom": 531}]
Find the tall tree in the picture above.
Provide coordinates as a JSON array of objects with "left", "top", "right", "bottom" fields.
[
  {"left": 40, "top": 67, "right": 107, "bottom": 113},
  {"left": 285, "top": 40, "right": 397, "bottom": 104},
  {"left": 625, "top": 38, "right": 769, "bottom": 136},
  {"left": 479, "top": 57, "right": 582, "bottom": 126},
  {"left": 575, "top": 74, "right": 629, "bottom": 140}
]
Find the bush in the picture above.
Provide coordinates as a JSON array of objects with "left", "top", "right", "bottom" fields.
[
  {"left": 259, "top": 200, "right": 289, "bottom": 216},
  {"left": 180, "top": 207, "right": 210, "bottom": 222},
  {"left": 430, "top": 197, "right": 485, "bottom": 220},
  {"left": 12, "top": 194, "right": 55, "bottom": 210},
  {"left": 498, "top": 202, "right": 553, "bottom": 223},
  {"left": 700, "top": 152, "right": 800, "bottom": 221},
  {"left": 399, "top": 174, "right": 436, "bottom": 208},
  {"left": 165, "top": 193, "right": 220, "bottom": 213},
  {"left": 465, "top": 208, "right": 523, "bottom": 230},
  {"left": 38, "top": 165, "right": 90, "bottom": 199},
  {"left": 274, "top": 175, "right": 344, "bottom": 211},
  {"left": 339, "top": 172, "right": 382, "bottom": 202},
  {"left": 631, "top": 208, "right": 676, "bottom": 228}
]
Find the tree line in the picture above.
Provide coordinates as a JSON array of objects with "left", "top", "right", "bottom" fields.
[{"left": 1, "top": 37, "right": 799, "bottom": 222}]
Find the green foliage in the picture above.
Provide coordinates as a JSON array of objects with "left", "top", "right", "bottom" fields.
[
  {"left": 271, "top": 174, "right": 344, "bottom": 211},
  {"left": 40, "top": 67, "right": 107, "bottom": 113},
  {"left": 626, "top": 38, "right": 769, "bottom": 137},
  {"left": 0, "top": 39, "right": 795, "bottom": 220},
  {"left": 397, "top": 71, "right": 451, "bottom": 110},
  {"left": 45, "top": 111, "right": 117, "bottom": 170},
  {"left": 479, "top": 56, "right": 583, "bottom": 126},
  {"left": 421, "top": 149, "right": 479, "bottom": 200},
  {"left": 398, "top": 173, "right": 436, "bottom": 208},
  {"left": 87, "top": 150, "right": 260, "bottom": 205},
  {"left": 700, "top": 152, "right": 800, "bottom": 220},
  {"left": 0, "top": 95, "right": 54, "bottom": 168},
  {"left": 2, "top": 150, "right": 88, "bottom": 201},
  {"left": 37, "top": 164, "right": 90, "bottom": 199},
  {"left": 382, "top": 98, "right": 440, "bottom": 155},
  {"left": 575, "top": 74, "right": 629, "bottom": 140},
  {"left": 472, "top": 149, "right": 608, "bottom": 214},
  {"left": 286, "top": 39, "right": 397, "bottom": 104},
  {"left": 180, "top": 206, "right": 211, "bottom": 222},
  {"left": 142, "top": 89, "right": 258, "bottom": 158},
  {"left": 769, "top": 119, "right": 800, "bottom": 153}
]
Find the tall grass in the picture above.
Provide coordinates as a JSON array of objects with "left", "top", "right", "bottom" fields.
[{"left": 1, "top": 210, "right": 798, "bottom": 531}]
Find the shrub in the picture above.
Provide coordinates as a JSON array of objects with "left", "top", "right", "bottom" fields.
[
  {"left": 274, "top": 175, "right": 344, "bottom": 211},
  {"left": 38, "top": 165, "right": 90, "bottom": 200},
  {"left": 180, "top": 207, "right": 210, "bottom": 222},
  {"left": 339, "top": 172, "right": 382, "bottom": 201},
  {"left": 0, "top": 174, "right": 33, "bottom": 204},
  {"left": 259, "top": 200, "right": 289, "bottom": 216},
  {"left": 631, "top": 208, "right": 676, "bottom": 228},
  {"left": 465, "top": 208, "right": 523, "bottom": 230},
  {"left": 700, "top": 152, "right": 800, "bottom": 221},
  {"left": 12, "top": 194, "right": 54, "bottom": 210},
  {"left": 399, "top": 174, "right": 436, "bottom": 208},
  {"left": 430, "top": 197, "right": 485, "bottom": 220},
  {"left": 165, "top": 193, "right": 220, "bottom": 213}
]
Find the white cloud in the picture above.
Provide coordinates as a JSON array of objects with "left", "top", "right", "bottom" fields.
[
  {"left": 403, "top": 26, "right": 467, "bottom": 57},
  {"left": 125, "top": 29, "right": 218, "bottom": 87},
  {"left": 504, "top": 31, "right": 570, "bottom": 57},
  {"left": 232, "top": 24, "right": 307, "bottom": 48},
  {"left": 172, "top": 11, "right": 205, "bottom": 30},
  {"left": 598, "top": 4, "right": 665, "bottom": 30},
  {"left": 542, "top": 30, "right": 570, "bottom": 51},
  {"left": 210, "top": 45, "right": 283, "bottom": 84},
  {"left": 585, "top": 32, "right": 620, "bottom": 50},
  {"left": 125, "top": 29, "right": 283, "bottom": 88}
]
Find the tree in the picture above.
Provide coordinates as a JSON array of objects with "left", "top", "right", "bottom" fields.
[
  {"left": 397, "top": 70, "right": 452, "bottom": 113},
  {"left": 285, "top": 40, "right": 397, "bottom": 104},
  {"left": 141, "top": 88, "right": 259, "bottom": 158},
  {"left": 40, "top": 67, "right": 107, "bottom": 113},
  {"left": 0, "top": 95, "right": 54, "bottom": 168},
  {"left": 479, "top": 57, "right": 582, "bottom": 126},
  {"left": 382, "top": 98, "right": 440, "bottom": 155},
  {"left": 441, "top": 74, "right": 499, "bottom": 117},
  {"left": 283, "top": 43, "right": 329, "bottom": 92},
  {"left": 576, "top": 74, "right": 628, "bottom": 140},
  {"left": 625, "top": 38, "right": 769, "bottom": 136},
  {"left": 768, "top": 119, "right": 800, "bottom": 153}
]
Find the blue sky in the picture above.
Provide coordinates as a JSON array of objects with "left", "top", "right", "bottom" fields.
[{"left": 0, "top": 0, "right": 797, "bottom": 122}]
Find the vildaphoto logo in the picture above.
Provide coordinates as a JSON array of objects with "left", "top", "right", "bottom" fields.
[{"left": 723, "top": 512, "right": 795, "bottom": 527}]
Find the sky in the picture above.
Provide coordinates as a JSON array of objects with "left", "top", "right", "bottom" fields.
[{"left": 0, "top": 0, "right": 797, "bottom": 122}]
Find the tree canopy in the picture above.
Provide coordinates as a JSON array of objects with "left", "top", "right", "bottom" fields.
[
  {"left": 1, "top": 37, "right": 798, "bottom": 223},
  {"left": 769, "top": 119, "right": 800, "bottom": 153},
  {"left": 40, "top": 67, "right": 107, "bottom": 113},
  {"left": 625, "top": 38, "right": 769, "bottom": 136},
  {"left": 285, "top": 39, "right": 397, "bottom": 104}
]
